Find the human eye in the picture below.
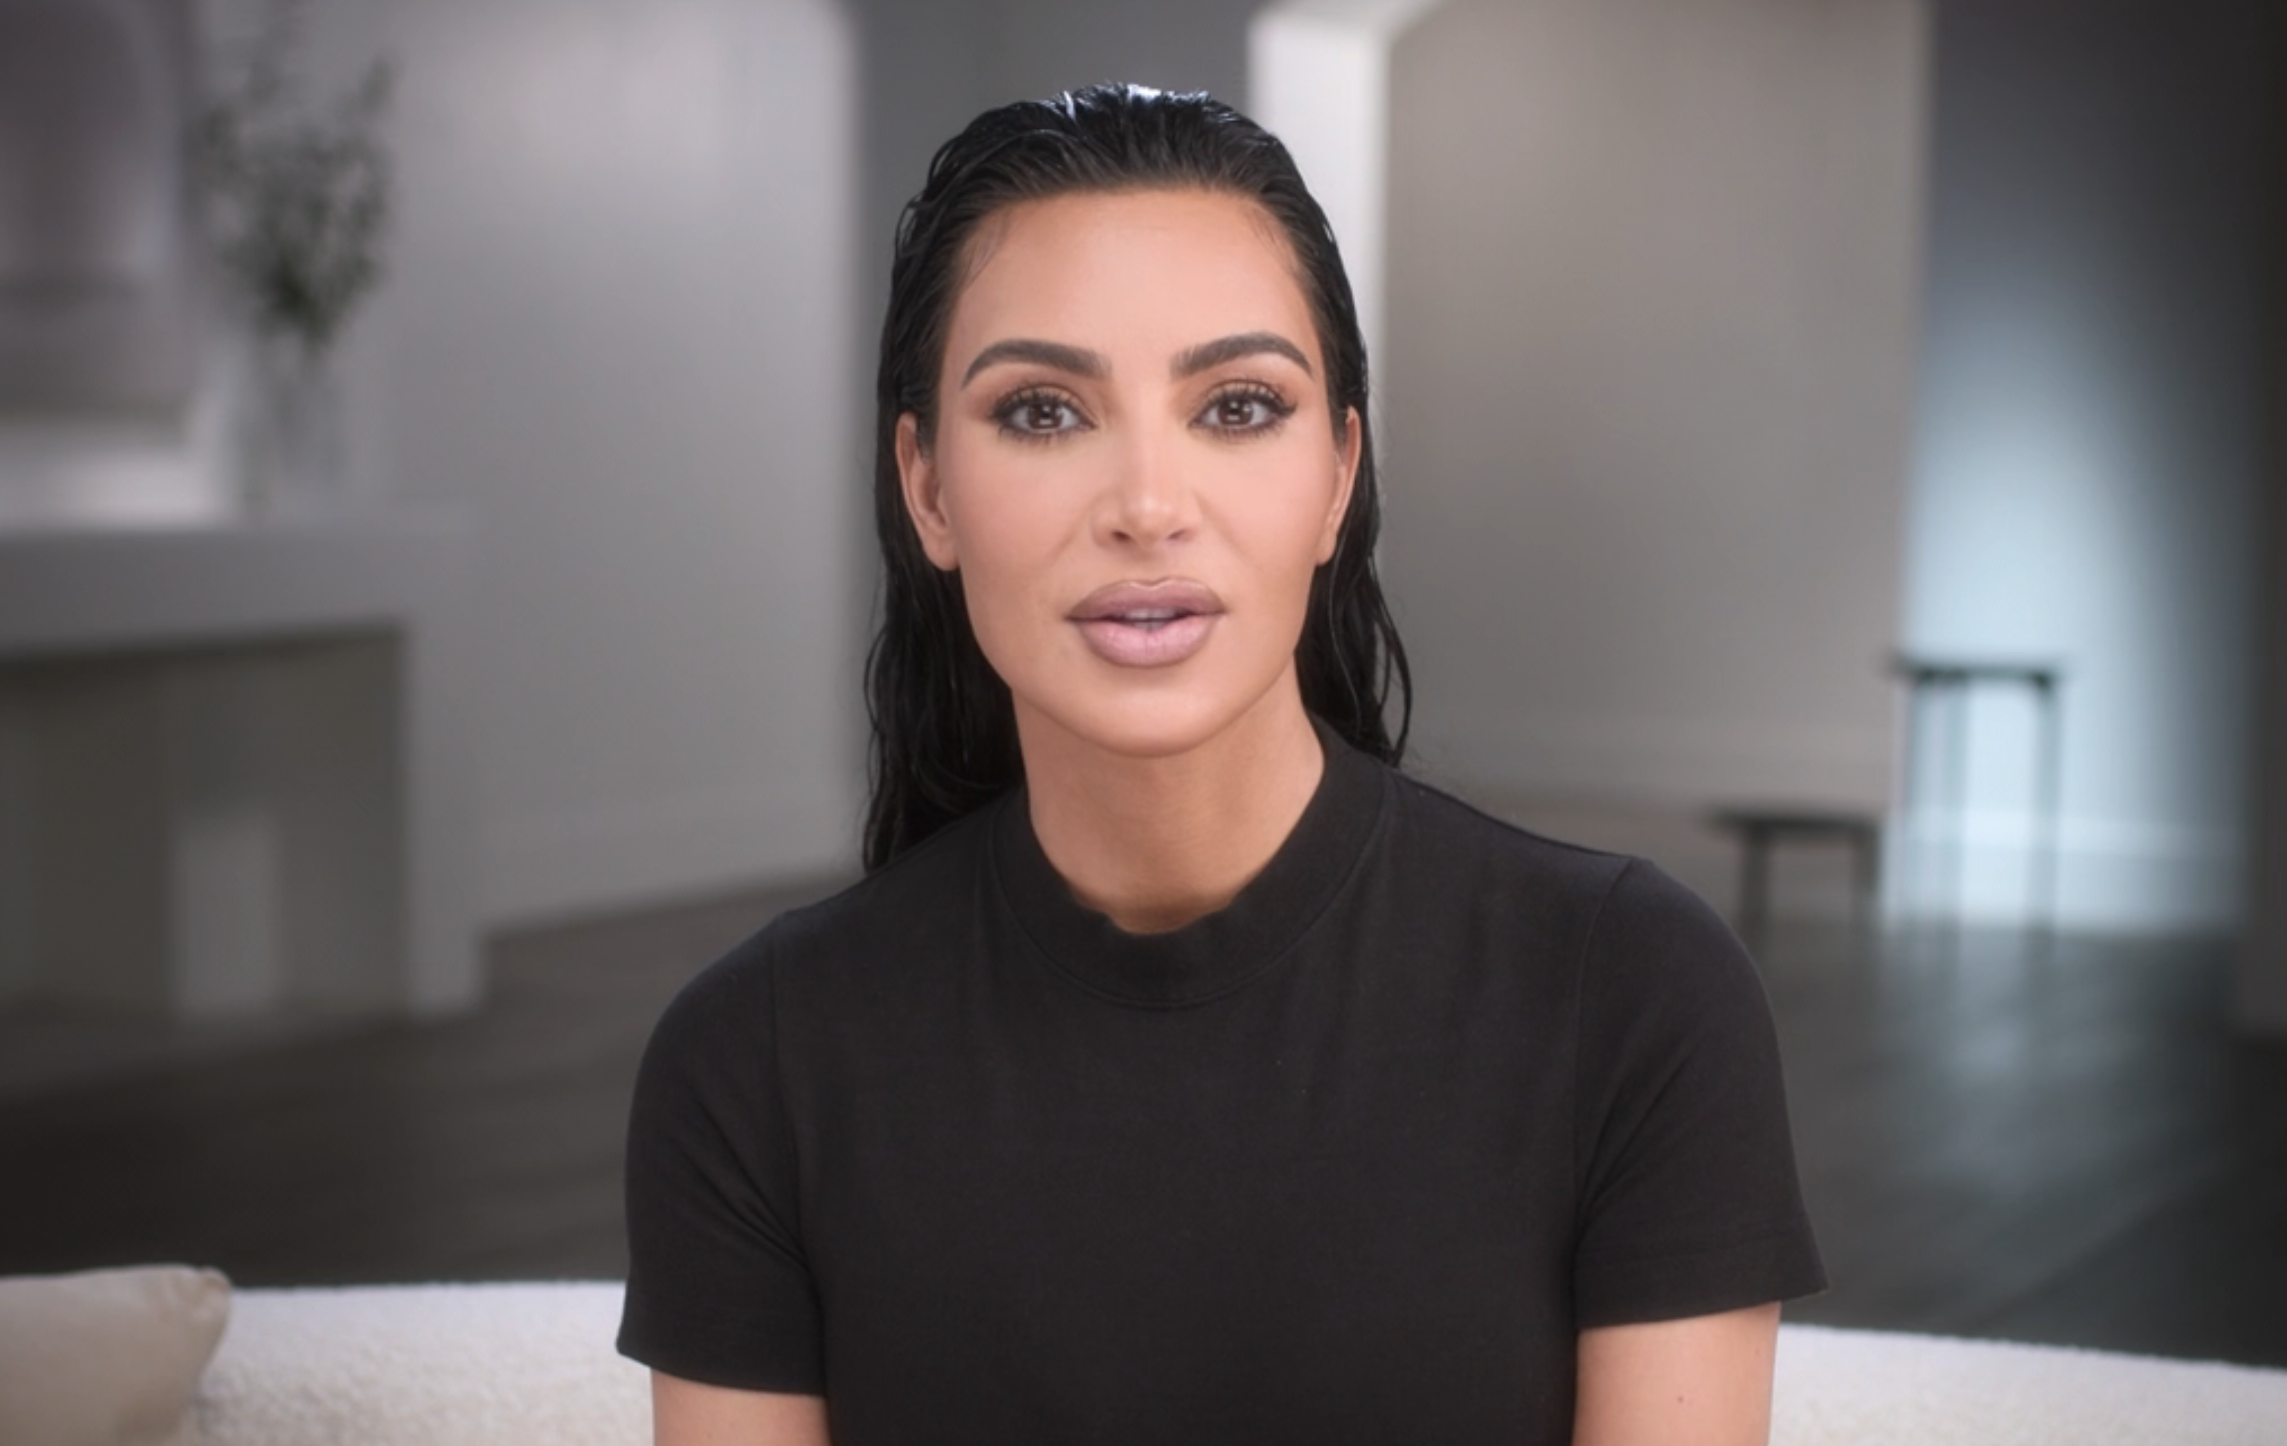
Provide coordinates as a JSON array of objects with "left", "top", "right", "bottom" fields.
[
  {"left": 1194, "top": 383, "right": 1296, "bottom": 438},
  {"left": 990, "top": 386, "right": 1090, "bottom": 441}
]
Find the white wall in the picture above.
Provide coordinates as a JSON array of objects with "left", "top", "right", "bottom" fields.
[
  {"left": 1379, "top": 0, "right": 1929, "bottom": 814},
  {"left": 60, "top": 0, "right": 869, "bottom": 931},
  {"left": 367, "top": 0, "right": 864, "bottom": 922},
  {"left": 1900, "top": 0, "right": 2271, "bottom": 932},
  {"left": 1249, "top": 1, "right": 1445, "bottom": 375}
]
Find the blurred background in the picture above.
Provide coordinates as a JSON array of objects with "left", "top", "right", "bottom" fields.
[{"left": 1, "top": 0, "right": 2282, "bottom": 1369}]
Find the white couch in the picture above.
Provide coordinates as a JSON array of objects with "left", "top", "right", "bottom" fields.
[{"left": 9, "top": 1270, "right": 2287, "bottom": 1445}]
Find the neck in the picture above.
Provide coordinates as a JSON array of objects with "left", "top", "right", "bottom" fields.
[{"left": 1019, "top": 689, "right": 1325, "bottom": 934}]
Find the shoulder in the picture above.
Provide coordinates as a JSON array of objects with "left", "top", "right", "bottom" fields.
[
  {"left": 1376, "top": 765, "right": 1643, "bottom": 918},
  {"left": 652, "top": 796, "right": 1006, "bottom": 1032},
  {"left": 632, "top": 798, "right": 1006, "bottom": 1124},
  {"left": 1369, "top": 762, "right": 1750, "bottom": 998}
]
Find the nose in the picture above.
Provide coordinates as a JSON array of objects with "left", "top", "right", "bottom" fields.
[{"left": 1094, "top": 424, "right": 1197, "bottom": 550}]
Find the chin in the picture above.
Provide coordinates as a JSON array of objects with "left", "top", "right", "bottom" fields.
[
  {"left": 1013, "top": 668, "right": 1302, "bottom": 765},
  {"left": 1027, "top": 700, "right": 1223, "bottom": 762}
]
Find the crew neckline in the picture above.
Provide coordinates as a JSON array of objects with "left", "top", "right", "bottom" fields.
[{"left": 989, "top": 719, "right": 1390, "bottom": 1007}]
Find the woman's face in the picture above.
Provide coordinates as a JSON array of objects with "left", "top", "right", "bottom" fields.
[{"left": 897, "top": 188, "right": 1359, "bottom": 765}]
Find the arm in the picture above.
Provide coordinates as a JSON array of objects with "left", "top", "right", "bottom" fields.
[
  {"left": 624, "top": 953, "right": 832, "bottom": 1428},
  {"left": 1567, "top": 863, "right": 1821, "bottom": 1444},
  {"left": 1572, "top": 1302, "right": 1780, "bottom": 1446},
  {"left": 654, "top": 1372, "right": 831, "bottom": 1446}
]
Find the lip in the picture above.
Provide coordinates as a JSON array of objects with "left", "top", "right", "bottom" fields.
[{"left": 1068, "top": 579, "right": 1225, "bottom": 668}]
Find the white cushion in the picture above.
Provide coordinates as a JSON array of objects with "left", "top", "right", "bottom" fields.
[
  {"left": 1775, "top": 1322, "right": 2287, "bottom": 1446},
  {"left": 0, "top": 1264, "right": 232, "bottom": 1446},
  {"left": 190, "top": 1280, "right": 2287, "bottom": 1446},
  {"left": 195, "top": 1281, "right": 648, "bottom": 1446}
]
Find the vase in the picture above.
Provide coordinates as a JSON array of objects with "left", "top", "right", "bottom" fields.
[{"left": 243, "top": 336, "right": 347, "bottom": 518}]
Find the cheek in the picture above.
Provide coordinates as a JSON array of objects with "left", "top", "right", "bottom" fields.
[
  {"left": 941, "top": 473, "right": 1056, "bottom": 585},
  {"left": 937, "top": 471, "right": 1065, "bottom": 661},
  {"left": 1224, "top": 452, "right": 1345, "bottom": 581}
]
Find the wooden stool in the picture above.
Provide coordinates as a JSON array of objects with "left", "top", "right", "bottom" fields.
[{"left": 1708, "top": 807, "right": 1883, "bottom": 937}]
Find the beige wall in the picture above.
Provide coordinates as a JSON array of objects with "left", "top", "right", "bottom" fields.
[{"left": 1380, "top": 0, "right": 1929, "bottom": 812}]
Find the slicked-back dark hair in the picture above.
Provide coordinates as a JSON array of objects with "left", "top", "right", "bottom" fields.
[{"left": 864, "top": 82, "right": 1411, "bottom": 871}]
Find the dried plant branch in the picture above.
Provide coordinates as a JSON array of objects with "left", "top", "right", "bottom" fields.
[{"left": 198, "top": 0, "right": 394, "bottom": 363}]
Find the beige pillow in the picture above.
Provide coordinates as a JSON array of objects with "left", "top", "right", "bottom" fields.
[{"left": 0, "top": 1265, "right": 232, "bottom": 1446}]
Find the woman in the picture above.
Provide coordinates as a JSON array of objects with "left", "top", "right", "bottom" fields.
[{"left": 619, "top": 84, "right": 1824, "bottom": 1445}]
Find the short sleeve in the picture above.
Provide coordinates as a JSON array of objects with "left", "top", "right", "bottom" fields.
[
  {"left": 1569, "top": 860, "right": 1827, "bottom": 1327},
  {"left": 617, "top": 937, "right": 825, "bottom": 1391}
]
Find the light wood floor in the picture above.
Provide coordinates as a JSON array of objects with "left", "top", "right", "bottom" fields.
[{"left": 3, "top": 876, "right": 2283, "bottom": 1368}]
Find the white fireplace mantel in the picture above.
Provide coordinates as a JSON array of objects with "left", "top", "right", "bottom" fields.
[{"left": 0, "top": 512, "right": 478, "bottom": 1020}]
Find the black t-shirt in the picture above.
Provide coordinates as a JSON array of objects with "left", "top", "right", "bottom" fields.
[{"left": 618, "top": 732, "right": 1825, "bottom": 1444}]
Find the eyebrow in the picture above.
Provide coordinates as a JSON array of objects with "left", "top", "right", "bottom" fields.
[
  {"left": 1172, "top": 331, "right": 1315, "bottom": 380},
  {"left": 961, "top": 339, "right": 1106, "bottom": 386},
  {"left": 958, "top": 330, "right": 1316, "bottom": 388}
]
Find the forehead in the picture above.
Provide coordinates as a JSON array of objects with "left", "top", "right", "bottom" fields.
[{"left": 947, "top": 189, "right": 1316, "bottom": 361}]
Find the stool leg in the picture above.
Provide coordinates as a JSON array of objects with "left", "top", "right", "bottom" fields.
[
  {"left": 1738, "top": 830, "right": 1770, "bottom": 939},
  {"left": 1852, "top": 826, "right": 1881, "bottom": 930}
]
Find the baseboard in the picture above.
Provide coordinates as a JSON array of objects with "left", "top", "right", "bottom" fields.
[
  {"left": 482, "top": 775, "right": 862, "bottom": 930},
  {"left": 1419, "top": 705, "right": 2241, "bottom": 934},
  {"left": 1424, "top": 704, "right": 1894, "bottom": 811},
  {"left": 1883, "top": 810, "right": 2242, "bottom": 933}
]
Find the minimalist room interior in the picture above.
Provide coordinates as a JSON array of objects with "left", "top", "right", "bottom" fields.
[{"left": 1, "top": 0, "right": 2283, "bottom": 1427}]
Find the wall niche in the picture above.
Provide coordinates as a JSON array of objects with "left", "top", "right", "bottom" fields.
[{"left": 0, "top": 0, "right": 199, "bottom": 415}]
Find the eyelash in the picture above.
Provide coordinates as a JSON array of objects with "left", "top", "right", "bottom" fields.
[
  {"left": 991, "top": 387, "right": 1087, "bottom": 442},
  {"left": 986, "top": 383, "right": 1298, "bottom": 443},
  {"left": 1195, "top": 384, "right": 1295, "bottom": 437}
]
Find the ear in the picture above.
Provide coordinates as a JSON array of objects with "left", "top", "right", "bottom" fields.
[
  {"left": 1315, "top": 406, "right": 1363, "bottom": 565},
  {"left": 896, "top": 413, "right": 960, "bottom": 571}
]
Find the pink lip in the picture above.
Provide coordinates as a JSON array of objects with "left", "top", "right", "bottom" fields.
[{"left": 1069, "top": 579, "right": 1224, "bottom": 668}]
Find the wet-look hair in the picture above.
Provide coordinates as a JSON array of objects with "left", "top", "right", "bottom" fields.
[{"left": 864, "top": 82, "right": 1412, "bottom": 871}]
